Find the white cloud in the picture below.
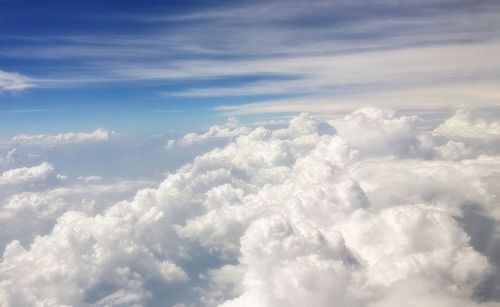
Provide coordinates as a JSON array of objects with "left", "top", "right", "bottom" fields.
[
  {"left": 56, "top": 174, "right": 68, "bottom": 180},
  {"left": 1, "top": 108, "right": 500, "bottom": 306},
  {"left": 168, "top": 117, "right": 252, "bottom": 148},
  {"left": 11, "top": 128, "right": 111, "bottom": 147},
  {"left": 0, "top": 178, "right": 155, "bottom": 255},
  {"left": 0, "top": 162, "right": 54, "bottom": 186},
  {"left": 3, "top": 1, "right": 500, "bottom": 113},
  {"left": 165, "top": 139, "right": 176, "bottom": 149},
  {"left": 78, "top": 175, "right": 103, "bottom": 183},
  {"left": 5, "top": 149, "right": 16, "bottom": 163},
  {"left": 0, "top": 192, "right": 68, "bottom": 251},
  {"left": 0, "top": 70, "right": 33, "bottom": 92},
  {"left": 0, "top": 149, "right": 17, "bottom": 167},
  {"left": 331, "top": 107, "right": 420, "bottom": 157},
  {"left": 434, "top": 109, "right": 500, "bottom": 140}
]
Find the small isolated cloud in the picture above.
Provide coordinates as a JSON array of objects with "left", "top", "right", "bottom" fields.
[
  {"left": 0, "top": 70, "right": 33, "bottom": 92},
  {"left": 56, "top": 174, "right": 68, "bottom": 180},
  {"left": 77, "top": 175, "right": 103, "bottom": 183},
  {"left": 11, "top": 128, "right": 111, "bottom": 147},
  {"left": 1, "top": 107, "right": 500, "bottom": 306},
  {"left": 0, "top": 162, "right": 54, "bottom": 186},
  {"left": 165, "top": 139, "right": 176, "bottom": 149}
]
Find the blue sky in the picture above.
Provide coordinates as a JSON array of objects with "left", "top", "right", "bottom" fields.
[{"left": 1, "top": 0, "right": 500, "bottom": 137}]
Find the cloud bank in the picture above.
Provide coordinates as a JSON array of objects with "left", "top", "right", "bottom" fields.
[{"left": 1, "top": 108, "right": 500, "bottom": 306}]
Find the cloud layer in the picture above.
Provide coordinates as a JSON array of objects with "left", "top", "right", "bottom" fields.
[{"left": 1, "top": 108, "right": 500, "bottom": 306}]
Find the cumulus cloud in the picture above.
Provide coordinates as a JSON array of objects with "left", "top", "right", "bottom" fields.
[
  {"left": 331, "top": 107, "right": 420, "bottom": 157},
  {"left": 0, "top": 178, "right": 155, "bottom": 255},
  {"left": 167, "top": 118, "right": 251, "bottom": 148},
  {"left": 434, "top": 109, "right": 500, "bottom": 140},
  {"left": 11, "top": 128, "right": 111, "bottom": 147},
  {"left": 1, "top": 107, "right": 500, "bottom": 306},
  {"left": 0, "top": 163, "right": 68, "bottom": 250},
  {"left": 0, "top": 192, "right": 68, "bottom": 252},
  {"left": 0, "top": 162, "right": 55, "bottom": 186}
]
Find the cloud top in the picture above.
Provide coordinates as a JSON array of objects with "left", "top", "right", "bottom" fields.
[
  {"left": 1, "top": 107, "right": 500, "bottom": 306},
  {"left": 434, "top": 109, "right": 500, "bottom": 140}
]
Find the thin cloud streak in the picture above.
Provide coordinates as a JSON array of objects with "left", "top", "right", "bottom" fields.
[
  {"left": 0, "top": 70, "right": 34, "bottom": 92},
  {"left": 2, "top": 0, "right": 500, "bottom": 112},
  {"left": 214, "top": 83, "right": 500, "bottom": 116}
]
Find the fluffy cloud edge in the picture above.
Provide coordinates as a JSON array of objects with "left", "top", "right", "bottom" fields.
[{"left": 1, "top": 107, "right": 499, "bottom": 307}]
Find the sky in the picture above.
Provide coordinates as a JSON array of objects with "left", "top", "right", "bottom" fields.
[
  {"left": 1, "top": 0, "right": 500, "bottom": 136},
  {"left": 1, "top": 1, "right": 500, "bottom": 307}
]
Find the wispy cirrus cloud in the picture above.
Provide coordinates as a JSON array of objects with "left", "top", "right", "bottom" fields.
[
  {"left": 0, "top": 70, "right": 33, "bottom": 92},
  {"left": 2, "top": 0, "right": 500, "bottom": 111}
]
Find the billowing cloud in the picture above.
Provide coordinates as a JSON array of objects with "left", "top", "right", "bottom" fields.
[
  {"left": 0, "top": 178, "right": 155, "bottom": 256},
  {"left": 434, "top": 109, "right": 500, "bottom": 140},
  {"left": 167, "top": 118, "right": 251, "bottom": 148},
  {"left": 1, "top": 108, "right": 500, "bottom": 306},
  {"left": 330, "top": 107, "right": 420, "bottom": 157},
  {"left": 11, "top": 128, "right": 111, "bottom": 147},
  {"left": 0, "top": 162, "right": 55, "bottom": 186}
]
